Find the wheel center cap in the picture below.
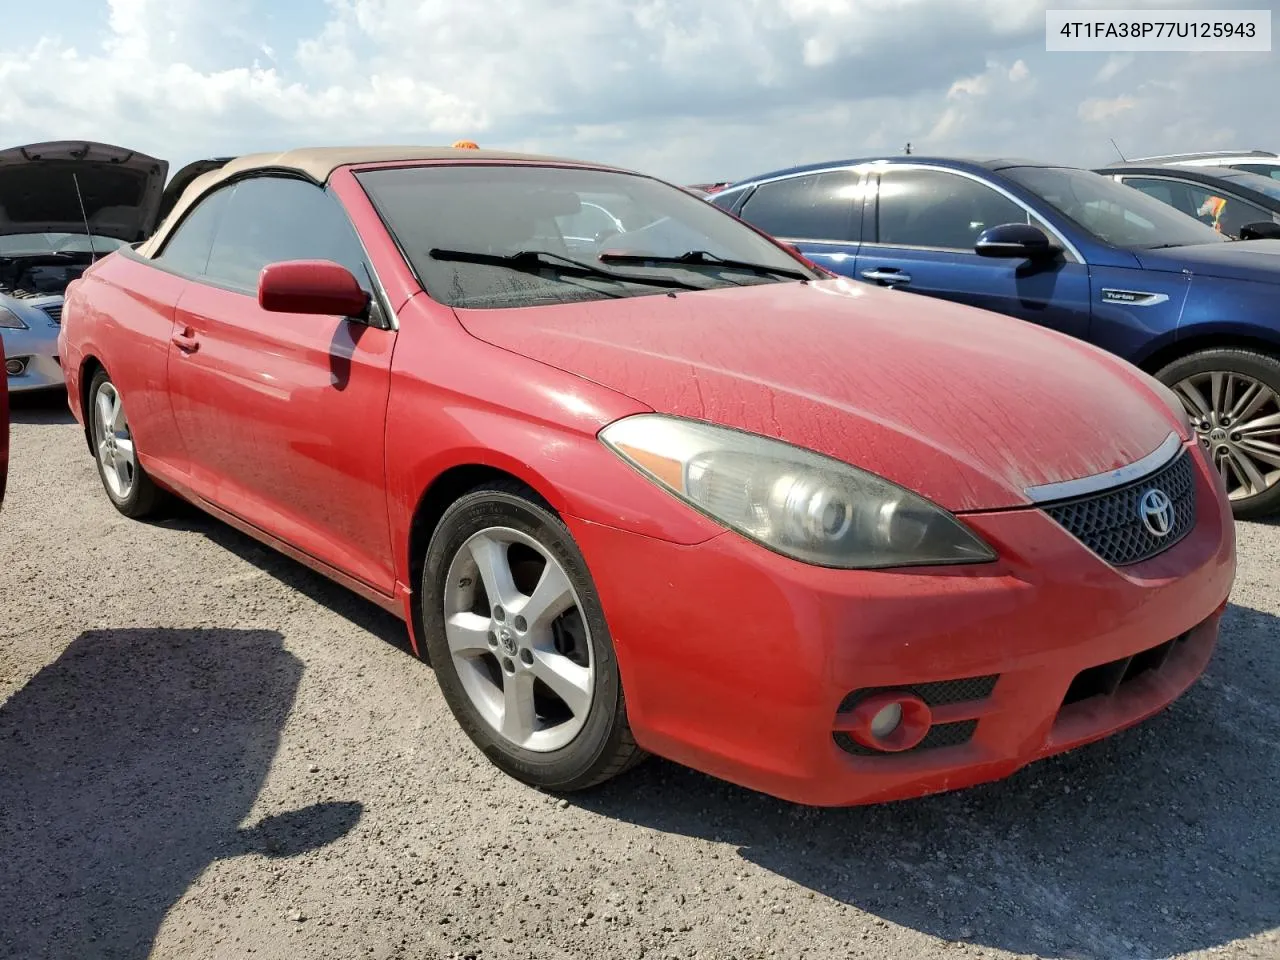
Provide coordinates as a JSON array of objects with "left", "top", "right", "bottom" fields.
[
  {"left": 1210, "top": 428, "right": 1228, "bottom": 443},
  {"left": 498, "top": 627, "right": 518, "bottom": 657}
]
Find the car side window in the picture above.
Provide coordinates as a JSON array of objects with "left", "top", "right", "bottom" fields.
[
  {"left": 737, "top": 171, "right": 861, "bottom": 242},
  {"left": 710, "top": 190, "right": 738, "bottom": 212},
  {"left": 875, "top": 169, "right": 1033, "bottom": 250},
  {"left": 1120, "top": 178, "right": 1200, "bottom": 218},
  {"left": 153, "top": 186, "right": 231, "bottom": 276},
  {"left": 1229, "top": 163, "right": 1280, "bottom": 181},
  {"left": 202, "top": 177, "right": 373, "bottom": 294},
  {"left": 1125, "top": 177, "right": 1273, "bottom": 238}
]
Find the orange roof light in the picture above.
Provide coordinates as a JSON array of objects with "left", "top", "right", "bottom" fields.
[{"left": 452, "top": 140, "right": 479, "bottom": 149}]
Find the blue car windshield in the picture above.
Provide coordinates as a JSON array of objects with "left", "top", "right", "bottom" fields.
[{"left": 1005, "top": 166, "right": 1228, "bottom": 249}]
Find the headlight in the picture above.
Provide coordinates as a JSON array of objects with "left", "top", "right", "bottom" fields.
[
  {"left": 0, "top": 305, "right": 29, "bottom": 330},
  {"left": 599, "top": 414, "right": 996, "bottom": 569}
]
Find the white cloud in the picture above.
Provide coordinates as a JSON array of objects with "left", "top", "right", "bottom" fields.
[
  {"left": 1078, "top": 95, "right": 1139, "bottom": 124},
  {"left": 0, "top": 0, "right": 1276, "bottom": 184}
]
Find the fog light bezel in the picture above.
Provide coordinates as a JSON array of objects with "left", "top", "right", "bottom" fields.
[
  {"left": 5, "top": 356, "right": 29, "bottom": 377},
  {"left": 844, "top": 692, "right": 933, "bottom": 752}
]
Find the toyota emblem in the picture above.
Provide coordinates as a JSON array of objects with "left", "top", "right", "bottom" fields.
[{"left": 1138, "top": 488, "right": 1175, "bottom": 538}]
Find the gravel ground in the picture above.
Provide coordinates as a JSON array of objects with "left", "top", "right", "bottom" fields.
[{"left": 1, "top": 390, "right": 1278, "bottom": 960}]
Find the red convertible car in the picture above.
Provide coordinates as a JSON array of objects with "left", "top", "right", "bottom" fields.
[{"left": 58, "top": 146, "right": 1235, "bottom": 806}]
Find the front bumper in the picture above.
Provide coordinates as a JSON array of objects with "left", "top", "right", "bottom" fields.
[
  {"left": 568, "top": 441, "right": 1235, "bottom": 806},
  {"left": 2, "top": 325, "right": 65, "bottom": 393}
]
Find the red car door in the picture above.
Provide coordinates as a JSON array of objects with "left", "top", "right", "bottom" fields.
[{"left": 166, "top": 175, "right": 398, "bottom": 594}]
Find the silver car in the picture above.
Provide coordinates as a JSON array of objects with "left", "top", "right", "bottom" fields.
[
  {"left": 0, "top": 140, "right": 206, "bottom": 394},
  {"left": 1, "top": 233, "right": 129, "bottom": 392}
]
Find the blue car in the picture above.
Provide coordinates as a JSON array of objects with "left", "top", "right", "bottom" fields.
[{"left": 712, "top": 157, "right": 1280, "bottom": 519}]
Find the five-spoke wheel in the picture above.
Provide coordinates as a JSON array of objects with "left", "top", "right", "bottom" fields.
[
  {"left": 420, "top": 481, "right": 644, "bottom": 791},
  {"left": 88, "top": 368, "right": 165, "bottom": 518},
  {"left": 443, "top": 527, "right": 595, "bottom": 752}
]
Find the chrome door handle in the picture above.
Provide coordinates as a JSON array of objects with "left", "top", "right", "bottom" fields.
[{"left": 860, "top": 269, "right": 911, "bottom": 285}]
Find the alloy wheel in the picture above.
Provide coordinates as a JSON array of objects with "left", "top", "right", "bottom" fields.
[
  {"left": 94, "top": 382, "right": 137, "bottom": 501},
  {"left": 1174, "top": 370, "right": 1280, "bottom": 502},
  {"left": 442, "top": 526, "right": 595, "bottom": 752}
]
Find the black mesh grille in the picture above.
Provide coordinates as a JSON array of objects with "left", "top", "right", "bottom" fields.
[
  {"left": 835, "top": 720, "right": 978, "bottom": 757},
  {"left": 40, "top": 303, "right": 62, "bottom": 325},
  {"left": 836, "top": 675, "right": 998, "bottom": 714},
  {"left": 1043, "top": 450, "right": 1196, "bottom": 566}
]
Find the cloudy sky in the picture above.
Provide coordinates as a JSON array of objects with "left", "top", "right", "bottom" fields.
[{"left": 0, "top": 0, "right": 1275, "bottom": 184}]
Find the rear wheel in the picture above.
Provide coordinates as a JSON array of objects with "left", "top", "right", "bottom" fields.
[
  {"left": 1156, "top": 347, "right": 1280, "bottom": 519},
  {"left": 88, "top": 368, "right": 166, "bottom": 519},
  {"left": 419, "top": 480, "right": 645, "bottom": 791}
]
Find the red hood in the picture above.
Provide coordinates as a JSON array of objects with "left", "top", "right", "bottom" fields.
[{"left": 455, "top": 279, "right": 1184, "bottom": 512}]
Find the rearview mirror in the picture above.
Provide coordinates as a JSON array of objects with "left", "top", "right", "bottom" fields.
[
  {"left": 258, "top": 260, "right": 370, "bottom": 318},
  {"left": 1238, "top": 220, "right": 1280, "bottom": 241},
  {"left": 974, "top": 223, "right": 1058, "bottom": 260}
]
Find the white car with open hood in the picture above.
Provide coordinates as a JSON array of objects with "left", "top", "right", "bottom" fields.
[{"left": 0, "top": 141, "right": 227, "bottom": 393}]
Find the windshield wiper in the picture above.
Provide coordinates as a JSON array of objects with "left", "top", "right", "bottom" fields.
[
  {"left": 428, "top": 248, "right": 706, "bottom": 292},
  {"left": 598, "top": 249, "right": 813, "bottom": 280}
]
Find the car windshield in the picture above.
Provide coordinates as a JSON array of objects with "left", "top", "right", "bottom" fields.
[
  {"left": 1217, "top": 170, "right": 1280, "bottom": 201},
  {"left": 1004, "top": 166, "right": 1228, "bottom": 249},
  {"left": 355, "top": 164, "right": 816, "bottom": 309},
  {"left": 0, "top": 232, "right": 126, "bottom": 256}
]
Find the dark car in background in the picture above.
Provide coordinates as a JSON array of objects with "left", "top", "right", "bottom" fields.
[
  {"left": 711, "top": 157, "right": 1280, "bottom": 518},
  {"left": 1096, "top": 163, "right": 1280, "bottom": 239}
]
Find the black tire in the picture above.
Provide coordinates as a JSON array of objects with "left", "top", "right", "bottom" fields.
[
  {"left": 87, "top": 368, "right": 167, "bottom": 519},
  {"left": 1154, "top": 347, "right": 1280, "bottom": 520},
  {"left": 419, "top": 479, "right": 645, "bottom": 792}
]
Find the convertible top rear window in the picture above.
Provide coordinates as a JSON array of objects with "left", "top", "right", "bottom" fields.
[{"left": 355, "top": 164, "right": 814, "bottom": 309}]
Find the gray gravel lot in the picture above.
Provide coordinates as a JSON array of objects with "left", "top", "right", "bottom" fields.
[{"left": 1, "top": 391, "right": 1278, "bottom": 960}]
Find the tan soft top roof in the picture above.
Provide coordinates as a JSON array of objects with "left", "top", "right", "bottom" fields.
[{"left": 136, "top": 144, "right": 623, "bottom": 258}]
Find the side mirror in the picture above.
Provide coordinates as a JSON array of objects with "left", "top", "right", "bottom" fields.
[
  {"left": 1238, "top": 220, "right": 1280, "bottom": 241},
  {"left": 975, "top": 223, "right": 1058, "bottom": 260},
  {"left": 258, "top": 260, "right": 370, "bottom": 318}
]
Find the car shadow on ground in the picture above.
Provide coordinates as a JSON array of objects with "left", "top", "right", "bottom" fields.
[
  {"left": 575, "top": 601, "right": 1280, "bottom": 960},
  {"left": 6, "top": 388, "right": 75, "bottom": 425},
  {"left": 153, "top": 500, "right": 413, "bottom": 657},
  {"left": 0, "top": 628, "right": 364, "bottom": 960}
]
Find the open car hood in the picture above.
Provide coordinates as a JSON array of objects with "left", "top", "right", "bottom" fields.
[{"left": 0, "top": 141, "right": 168, "bottom": 242}]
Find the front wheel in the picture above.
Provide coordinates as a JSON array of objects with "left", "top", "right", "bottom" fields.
[
  {"left": 1157, "top": 347, "right": 1280, "bottom": 520},
  {"left": 419, "top": 480, "right": 645, "bottom": 791}
]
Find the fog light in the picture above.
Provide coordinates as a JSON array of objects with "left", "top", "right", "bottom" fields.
[
  {"left": 840, "top": 691, "right": 933, "bottom": 753},
  {"left": 869, "top": 703, "right": 902, "bottom": 738},
  {"left": 5, "top": 357, "right": 28, "bottom": 376}
]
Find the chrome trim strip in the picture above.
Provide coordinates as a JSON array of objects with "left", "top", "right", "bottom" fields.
[{"left": 1024, "top": 431, "right": 1183, "bottom": 504}]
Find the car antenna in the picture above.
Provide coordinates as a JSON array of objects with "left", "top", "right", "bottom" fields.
[
  {"left": 1109, "top": 138, "right": 1127, "bottom": 162},
  {"left": 71, "top": 171, "right": 98, "bottom": 263}
]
